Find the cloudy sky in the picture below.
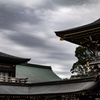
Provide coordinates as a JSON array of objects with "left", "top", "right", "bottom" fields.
[{"left": 0, "top": 0, "right": 100, "bottom": 79}]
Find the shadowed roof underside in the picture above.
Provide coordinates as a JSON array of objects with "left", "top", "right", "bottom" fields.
[{"left": 55, "top": 18, "right": 100, "bottom": 50}]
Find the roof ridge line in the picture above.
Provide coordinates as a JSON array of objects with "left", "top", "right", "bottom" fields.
[{"left": 21, "top": 63, "right": 52, "bottom": 69}]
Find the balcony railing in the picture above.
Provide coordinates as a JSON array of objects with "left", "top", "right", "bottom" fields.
[{"left": 0, "top": 76, "right": 28, "bottom": 83}]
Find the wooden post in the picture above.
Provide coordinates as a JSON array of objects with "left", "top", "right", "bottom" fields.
[
  {"left": 5, "top": 76, "right": 8, "bottom": 82},
  {"left": 17, "top": 78, "right": 19, "bottom": 83}
]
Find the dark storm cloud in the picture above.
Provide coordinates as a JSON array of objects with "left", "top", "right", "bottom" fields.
[
  {"left": 7, "top": 33, "right": 50, "bottom": 48},
  {"left": 0, "top": 4, "right": 41, "bottom": 30},
  {"left": 7, "top": 32, "right": 76, "bottom": 60},
  {"left": 0, "top": 0, "right": 98, "bottom": 31},
  {"left": 51, "top": 0, "right": 97, "bottom": 6},
  {"left": 48, "top": 52, "right": 76, "bottom": 61}
]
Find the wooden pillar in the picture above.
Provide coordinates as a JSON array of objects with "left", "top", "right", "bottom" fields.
[{"left": 12, "top": 65, "right": 15, "bottom": 77}]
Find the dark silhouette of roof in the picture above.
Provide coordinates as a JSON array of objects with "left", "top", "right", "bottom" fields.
[
  {"left": 55, "top": 18, "right": 100, "bottom": 50},
  {"left": 0, "top": 52, "right": 30, "bottom": 64}
]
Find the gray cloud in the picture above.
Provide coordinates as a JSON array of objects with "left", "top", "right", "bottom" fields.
[
  {"left": 47, "top": 52, "right": 76, "bottom": 61},
  {"left": 7, "top": 32, "right": 76, "bottom": 62},
  {"left": 7, "top": 33, "right": 49, "bottom": 48},
  {"left": 0, "top": 4, "right": 42, "bottom": 30},
  {"left": 50, "top": 0, "right": 98, "bottom": 7}
]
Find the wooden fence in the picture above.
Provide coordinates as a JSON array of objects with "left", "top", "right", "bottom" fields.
[{"left": 0, "top": 76, "right": 28, "bottom": 83}]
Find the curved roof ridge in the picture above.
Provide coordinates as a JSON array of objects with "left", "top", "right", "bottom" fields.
[
  {"left": 55, "top": 18, "right": 100, "bottom": 37},
  {"left": 22, "top": 63, "right": 51, "bottom": 69},
  {"left": 0, "top": 52, "right": 30, "bottom": 64},
  {"left": 0, "top": 52, "right": 30, "bottom": 60},
  {"left": 92, "top": 18, "right": 100, "bottom": 24}
]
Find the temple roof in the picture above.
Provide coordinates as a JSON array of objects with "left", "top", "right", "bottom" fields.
[
  {"left": 0, "top": 76, "right": 99, "bottom": 95},
  {"left": 0, "top": 52, "right": 30, "bottom": 64},
  {"left": 89, "top": 57, "right": 100, "bottom": 66},
  {"left": 55, "top": 18, "right": 100, "bottom": 50},
  {"left": 16, "top": 63, "right": 61, "bottom": 83}
]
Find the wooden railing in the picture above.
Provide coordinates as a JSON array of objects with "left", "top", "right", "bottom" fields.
[{"left": 0, "top": 76, "right": 28, "bottom": 83}]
